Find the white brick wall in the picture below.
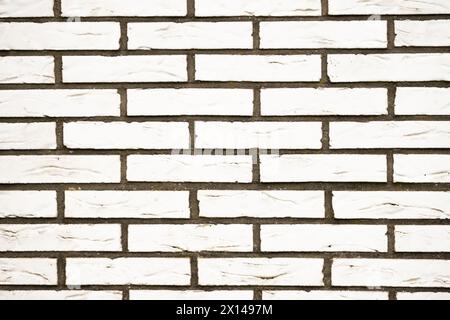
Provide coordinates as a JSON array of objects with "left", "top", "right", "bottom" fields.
[
  {"left": 128, "top": 224, "right": 253, "bottom": 252},
  {"left": 0, "top": 0, "right": 449, "bottom": 302},
  {"left": 0, "top": 90, "right": 120, "bottom": 117},
  {"left": 260, "top": 225, "right": 387, "bottom": 252},
  {"left": 198, "top": 258, "right": 324, "bottom": 286},
  {"left": 328, "top": 0, "right": 450, "bottom": 15},
  {"left": 0, "top": 23, "right": 120, "bottom": 50},
  {"left": 0, "top": 57, "right": 54, "bottom": 84},
  {"left": 61, "top": 0, "right": 187, "bottom": 17},
  {"left": 333, "top": 259, "right": 450, "bottom": 287},
  {"left": 66, "top": 258, "right": 191, "bottom": 285},
  {"left": 65, "top": 191, "right": 190, "bottom": 218},
  {"left": 196, "top": 55, "right": 321, "bottom": 82},
  {"left": 260, "top": 21, "right": 387, "bottom": 49},
  {"left": 198, "top": 190, "right": 324, "bottom": 218},
  {"left": 328, "top": 54, "right": 450, "bottom": 82},
  {"left": 128, "top": 22, "right": 253, "bottom": 49}
]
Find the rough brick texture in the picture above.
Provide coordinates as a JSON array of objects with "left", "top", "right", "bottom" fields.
[{"left": 0, "top": 0, "right": 449, "bottom": 301}]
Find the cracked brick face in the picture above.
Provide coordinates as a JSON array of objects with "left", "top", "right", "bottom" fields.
[{"left": 0, "top": 0, "right": 449, "bottom": 301}]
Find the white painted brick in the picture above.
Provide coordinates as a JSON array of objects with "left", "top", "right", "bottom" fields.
[
  {"left": 128, "top": 224, "right": 253, "bottom": 252},
  {"left": 64, "top": 122, "right": 190, "bottom": 149},
  {"left": 329, "top": 0, "right": 450, "bottom": 15},
  {"left": 127, "top": 155, "right": 253, "bottom": 183},
  {"left": 0, "top": 90, "right": 120, "bottom": 118},
  {"left": 394, "top": 155, "right": 450, "bottom": 183},
  {"left": 195, "top": 0, "right": 321, "bottom": 16},
  {"left": 395, "top": 226, "right": 450, "bottom": 252},
  {"left": 263, "top": 291, "right": 389, "bottom": 300},
  {"left": 261, "top": 225, "right": 387, "bottom": 252},
  {"left": 0, "top": 290, "right": 122, "bottom": 300},
  {"left": 198, "top": 258, "right": 324, "bottom": 286},
  {"left": 127, "top": 89, "right": 253, "bottom": 116},
  {"left": 396, "top": 20, "right": 450, "bottom": 47},
  {"left": 260, "top": 21, "right": 387, "bottom": 49},
  {"left": 260, "top": 155, "right": 387, "bottom": 182},
  {"left": 330, "top": 121, "right": 450, "bottom": 149},
  {"left": 0, "top": 258, "right": 57, "bottom": 285},
  {"left": 0, "top": 191, "right": 56, "bottom": 218},
  {"left": 0, "top": 0, "right": 53, "bottom": 17},
  {"left": 397, "top": 292, "right": 450, "bottom": 300},
  {"left": 0, "top": 123, "right": 56, "bottom": 150},
  {"left": 195, "top": 122, "right": 322, "bottom": 149},
  {"left": 0, "top": 23, "right": 120, "bottom": 50},
  {"left": 65, "top": 191, "right": 190, "bottom": 219},
  {"left": 333, "top": 191, "right": 450, "bottom": 220},
  {"left": 261, "top": 88, "right": 388, "bottom": 116},
  {"left": 128, "top": 22, "right": 253, "bottom": 49},
  {"left": 198, "top": 190, "right": 325, "bottom": 218},
  {"left": 333, "top": 259, "right": 450, "bottom": 287},
  {"left": 0, "top": 224, "right": 121, "bottom": 252},
  {"left": 130, "top": 290, "right": 253, "bottom": 300},
  {"left": 0, "top": 57, "right": 54, "bottom": 84},
  {"left": 62, "top": 0, "right": 187, "bottom": 17},
  {"left": 63, "top": 56, "right": 187, "bottom": 83},
  {"left": 66, "top": 258, "right": 190, "bottom": 285},
  {"left": 0, "top": 156, "right": 120, "bottom": 184},
  {"left": 328, "top": 54, "right": 450, "bottom": 82},
  {"left": 195, "top": 55, "right": 321, "bottom": 82},
  {"left": 396, "top": 88, "right": 450, "bottom": 115}
]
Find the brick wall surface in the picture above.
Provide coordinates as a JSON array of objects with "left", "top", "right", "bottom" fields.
[{"left": 0, "top": 0, "right": 449, "bottom": 300}]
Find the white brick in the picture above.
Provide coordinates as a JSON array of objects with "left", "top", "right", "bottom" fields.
[
  {"left": 330, "top": 121, "right": 450, "bottom": 149},
  {"left": 195, "top": 0, "right": 321, "bottom": 16},
  {"left": 63, "top": 56, "right": 187, "bottom": 83},
  {"left": 263, "top": 291, "right": 388, "bottom": 300},
  {"left": 396, "top": 88, "right": 450, "bottom": 115},
  {"left": 333, "top": 191, "right": 450, "bottom": 220},
  {"left": 130, "top": 290, "right": 253, "bottom": 300},
  {"left": 329, "top": 0, "right": 450, "bottom": 15},
  {"left": 0, "top": 123, "right": 56, "bottom": 150},
  {"left": 0, "top": 191, "right": 56, "bottom": 218},
  {"left": 397, "top": 292, "right": 450, "bottom": 300},
  {"left": 66, "top": 258, "right": 190, "bottom": 285},
  {"left": 395, "top": 20, "right": 450, "bottom": 47},
  {"left": 260, "top": 155, "right": 387, "bottom": 182},
  {"left": 0, "top": 23, "right": 120, "bottom": 50},
  {"left": 65, "top": 191, "right": 190, "bottom": 219},
  {"left": 395, "top": 226, "right": 450, "bottom": 252},
  {"left": 199, "top": 190, "right": 324, "bottom": 218},
  {"left": 127, "top": 155, "right": 253, "bottom": 183},
  {"left": 333, "top": 259, "right": 450, "bottom": 287},
  {"left": 195, "top": 122, "right": 322, "bottom": 149},
  {"left": 198, "top": 258, "right": 324, "bottom": 286},
  {"left": 0, "top": 90, "right": 120, "bottom": 118},
  {"left": 394, "top": 155, "right": 450, "bottom": 183},
  {"left": 0, "top": 156, "right": 120, "bottom": 184},
  {"left": 127, "top": 89, "right": 253, "bottom": 116},
  {"left": 261, "top": 225, "right": 387, "bottom": 252},
  {"left": 261, "top": 88, "right": 388, "bottom": 116},
  {"left": 196, "top": 55, "right": 321, "bottom": 82},
  {"left": 0, "top": 258, "right": 56, "bottom": 285},
  {"left": 0, "top": 0, "right": 53, "bottom": 17},
  {"left": 64, "top": 122, "right": 190, "bottom": 149},
  {"left": 260, "top": 21, "right": 387, "bottom": 49},
  {"left": 0, "top": 57, "right": 54, "bottom": 84},
  {"left": 62, "top": 0, "right": 186, "bottom": 17},
  {"left": 0, "top": 290, "right": 122, "bottom": 300},
  {"left": 0, "top": 224, "right": 121, "bottom": 252},
  {"left": 128, "top": 224, "right": 253, "bottom": 252},
  {"left": 328, "top": 54, "right": 450, "bottom": 82},
  {"left": 128, "top": 22, "right": 252, "bottom": 49}
]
